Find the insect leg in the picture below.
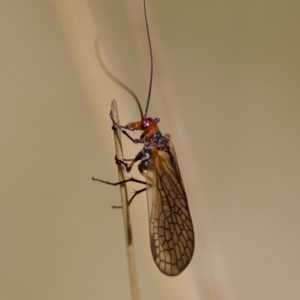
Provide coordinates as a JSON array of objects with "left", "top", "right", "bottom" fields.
[
  {"left": 115, "top": 144, "right": 150, "bottom": 173},
  {"left": 112, "top": 187, "right": 146, "bottom": 208},
  {"left": 92, "top": 177, "right": 145, "bottom": 186},
  {"left": 115, "top": 156, "right": 137, "bottom": 172},
  {"left": 128, "top": 188, "right": 146, "bottom": 205},
  {"left": 110, "top": 111, "right": 140, "bottom": 144},
  {"left": 93, "top": 176, "right": 146, "bottom": 208}
]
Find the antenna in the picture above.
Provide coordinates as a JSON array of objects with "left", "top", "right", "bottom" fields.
[
  {"left": 143, "top": 0, "right": 153, "bottom": 118},
  {"left": 96, "top": 0, "right": 153, "bottom": 120},
  {"left": 95, "top": 36, "right": 143, "bottom": 120}
]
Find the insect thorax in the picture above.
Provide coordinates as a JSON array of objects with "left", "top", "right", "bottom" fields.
[
  {"left": 151, "top": 131, "right": 170, "bottom": 152},
  {"left": 137, "top": 132, "right": 171, "bottom": 174}
]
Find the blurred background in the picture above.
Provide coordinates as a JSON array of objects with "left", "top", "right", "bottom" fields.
[{"left": 0, "top": 0, "right": 299, "bottom": 299}]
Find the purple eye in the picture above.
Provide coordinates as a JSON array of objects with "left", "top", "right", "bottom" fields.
[{"left": 142, "top": 119, "right": 150, "bottom": 129}]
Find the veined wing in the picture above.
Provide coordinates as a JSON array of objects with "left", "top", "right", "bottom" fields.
[{"left": 146, "top": 140, "right": 194, "bottom": 276}]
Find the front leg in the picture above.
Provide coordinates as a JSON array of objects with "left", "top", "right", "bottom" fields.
[{"left": 110, "top": 111, "right": 141, "bottom": 144}]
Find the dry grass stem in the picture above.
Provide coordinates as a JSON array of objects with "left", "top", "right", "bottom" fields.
[{"left": 111, "top": 99, "right": 140, "bottom": 300}]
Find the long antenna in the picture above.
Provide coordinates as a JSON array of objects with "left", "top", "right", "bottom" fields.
[
  {"left": 95, "top": 35, "right": 144, "bottom": 120},
  {"left": 143, "top": 0, "right": 153, "bottom": 118}
]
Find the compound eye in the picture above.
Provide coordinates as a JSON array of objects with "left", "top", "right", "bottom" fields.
[{"left": 142, "top": 119, "right": 150, "bottom": 129}]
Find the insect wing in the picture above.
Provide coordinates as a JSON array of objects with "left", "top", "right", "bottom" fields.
[{"left": 146, "top": 140, "right": 194, "bottom": 276}]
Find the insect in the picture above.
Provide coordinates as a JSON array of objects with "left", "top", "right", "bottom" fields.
[{"left": 94, "top": 0, "right": 194, "bottom": 276}]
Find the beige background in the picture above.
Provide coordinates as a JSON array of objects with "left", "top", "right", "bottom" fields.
[{"left": 1, "top": 0, "right": 299, "bottom": 299}]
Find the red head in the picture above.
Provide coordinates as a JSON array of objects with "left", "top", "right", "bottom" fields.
[{"left": 125, "top": 117, "right": 160, "bottom": 142}]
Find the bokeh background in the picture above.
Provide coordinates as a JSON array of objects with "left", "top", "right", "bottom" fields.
[{"left": 1, "top": 0, "right": 299, "bottom": 299}]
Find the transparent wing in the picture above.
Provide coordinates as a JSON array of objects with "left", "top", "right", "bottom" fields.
[{"left": 146, "top": 140, "right": 194, "bottom": 276}]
